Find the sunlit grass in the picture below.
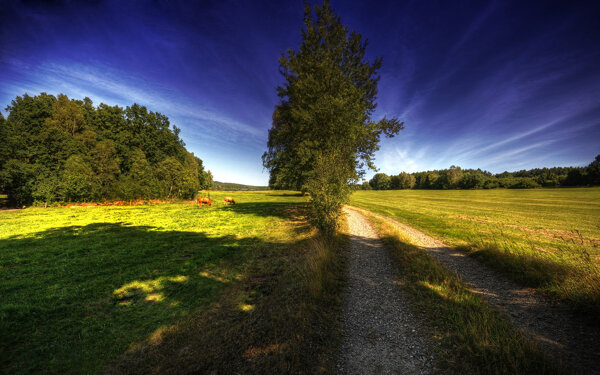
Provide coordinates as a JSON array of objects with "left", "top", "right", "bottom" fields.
[
  {"left": 350, "top": 188, "right": 600, "bottom": 314},
  {"left": 0, "top": 191, "right": 349, "bottom": 374}
]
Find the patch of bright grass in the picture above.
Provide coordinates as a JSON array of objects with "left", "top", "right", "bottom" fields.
[
  {"left": 364, "top": 213, "right": 560, "bottom": 374},
  {"left": 350, "top": 188, "right": 600, "bottom": 315},
  {"left": 0, "top": 191, "right": 346, "bottom": 374}
]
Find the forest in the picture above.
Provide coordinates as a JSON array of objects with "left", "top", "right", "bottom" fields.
[
  {"left": 0, "top": 93, "right": 212, "bottom": 206},
  {"left": 364, "top": 158, "right": 600, "bottom": 190}
]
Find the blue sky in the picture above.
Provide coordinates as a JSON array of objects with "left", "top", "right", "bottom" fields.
[{"left": 1, "top": 0, "right": 599, "bottom": 185}]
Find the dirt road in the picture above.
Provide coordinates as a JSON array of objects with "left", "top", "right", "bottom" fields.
[
  {"left": 351, "top": 206, "right": 600, "bottom": 375},
  {"left": 337, "top": 207, "right": 436, "bottom": 374}
]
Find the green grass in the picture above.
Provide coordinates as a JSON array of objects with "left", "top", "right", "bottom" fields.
[
  {"left": 350, "top": 188, "right": 600, "bottom": 315},
  {"left": 364, "top": 212, "right": 560, "bottom": 374},
  {"left": 0, "top": 191, "right": 347, "bottom": 374}
]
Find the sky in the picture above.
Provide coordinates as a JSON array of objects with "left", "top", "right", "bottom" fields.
[{"left": 1, "top": 0, "right": 599, "bottom": 185}]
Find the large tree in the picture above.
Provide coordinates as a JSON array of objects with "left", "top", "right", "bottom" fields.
[{"left": 262, "top": 1, "right": 403, "bottom": 231}]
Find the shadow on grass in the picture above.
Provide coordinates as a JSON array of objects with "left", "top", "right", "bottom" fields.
[
  {"left": 220, "top": 201, "right": 307, "bottom": 221},
  {"left": 265, "top": 192, "right": 306, "bottom": 197},
  {"left": 0, "top": 222, "right": 289, "bottom": 374}
]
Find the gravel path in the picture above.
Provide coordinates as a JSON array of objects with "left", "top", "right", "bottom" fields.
[
  {"left": 337, "top": 207, "right": 436, "bottom": 375},
  {"left": 351, "top": 206, "right": 600, "bottom": 375}
]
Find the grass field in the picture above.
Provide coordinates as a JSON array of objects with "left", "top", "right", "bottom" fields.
[
  {"left": 350, "top": 188, "right": 600, "bottom": 315},
  {"left": 0, "top": 191, "right": 346, "bottom": 374}
]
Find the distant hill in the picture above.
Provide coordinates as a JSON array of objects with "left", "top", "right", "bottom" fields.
[{"left": 212, "top": 181, "right": 269, "bottom": 191}]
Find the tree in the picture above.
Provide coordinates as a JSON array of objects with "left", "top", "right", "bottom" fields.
[
  {"left": 397, "top": 172, "right": 415, "bottom": 189},
  {"left": 32, "top": 174, "right": 61, "bottom": 207},
  {"left": 459, "top": 171, "right": 486, "bottom": 189},
  {"left": 587, "top": 154, "right": 600, "bottom": 186},
  {"left": 369, "top": 173, "right": 391, "bottom": 190},
  {"left": 155, "top": 157, "right": 185, "bottom": 198},
  {"left": 0, "top": 113, "right": 9, "bottom": 169},
  {"left": 0, "top": 160, "right": 38, "bottom": 206},
  {"left": 304, "top": 149, "right": 352, "bottom": 233},
  {"left": 203, "top": 170, "right": 214, "bottom": 190},
  {"left": 424, "top": 172, "right": 440, "bottom": 189},
  {"left": 61, "top": 155, "right": 97, "bottom": 201},
  {"left": 262, "top": 1, "right": 403, "bottom": 231},
  {"left": 563, "top": 169, "right": 587, "bottom": 186},
  {"left": 181, "top": 152, "right": 201, "bottom": 199},
  {"left": 91, "top": 140, "right": 120, "bottom": 197},
  {"left": 45, "top": 94, "right": 84, "bottom": 136},
  {"left": 118, "top": 148, "right": 159, "bottom": 200}
]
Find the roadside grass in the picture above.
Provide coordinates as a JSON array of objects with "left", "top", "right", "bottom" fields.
[
  {"left": 364, "top": 213, "right": 560, "bottom": 374},
  {"left": 350, "top": 188, "right": 600, "bottom": 316},
  {"left": 109, "top": 213, "right": 348, "bottom": 374},
  {"left": 0, "top": 191, "right": 347, "bottom": 374}
]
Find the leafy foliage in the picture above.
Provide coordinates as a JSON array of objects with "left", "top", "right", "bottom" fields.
[
  {"left": 262, "top": 1, "right": 402, "bottom": 231},
  {"left": 364, "top": 156, "right": 600, "bottom": 190},
  {"left": 369, "top": 173, "right": 391, "bottom": 190},
  {"left": 0, "top": 93, "right": 212, "bottom": 206}
]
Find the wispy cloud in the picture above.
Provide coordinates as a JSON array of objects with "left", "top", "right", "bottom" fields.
[{"left": 1, "top": 60, "right": 265, "bottom": 143}]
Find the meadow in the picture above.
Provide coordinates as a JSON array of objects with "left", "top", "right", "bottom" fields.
[
  {"left": 350, "top": 188, "right": 600, "bottom": 314},
  {"left": 0, "top": 191, "right": 346, "bottom": 374}
]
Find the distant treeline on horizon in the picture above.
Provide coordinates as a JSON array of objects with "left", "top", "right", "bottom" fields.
[
  {"left": 212, "top": 181, "right": 269, "bottom": 191},
  {"left": 0, "top": 93, "right": 213, "bottom": 207},
  {"left": 362, "top": 155, "right": 600, "bottom": 190}
]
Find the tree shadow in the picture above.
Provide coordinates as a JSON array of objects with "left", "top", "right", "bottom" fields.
[
  {"left": 220, "top": 201, "right": 307, "bottom": 221},
  {"left": 0, "top": 222, "right": 290, "bottom": 374},
  {"left": 265, "top": 192, "right": 306, "bottom": 197}
]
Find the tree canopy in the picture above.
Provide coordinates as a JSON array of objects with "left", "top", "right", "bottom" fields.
[
  {"left": 263, "top": 1, "right": 402, "bottom": 231},
  {"left": 0, "top": 93, "right": 212, "bottom": 206}
]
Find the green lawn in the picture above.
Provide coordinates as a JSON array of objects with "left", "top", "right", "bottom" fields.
[
  {"left": 1, "top": 191, "right": 347, "bottom": 374},
  {"left": 350, "top": 188, "right": 600, "bottom": 314}
]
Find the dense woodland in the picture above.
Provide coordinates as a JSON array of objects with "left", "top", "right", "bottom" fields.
[
  {"left": 0, "top": 93, "right": 212, "bottom": 206},
  {"left": 363, "top": 157, "right": 600, "bottom": 190}
]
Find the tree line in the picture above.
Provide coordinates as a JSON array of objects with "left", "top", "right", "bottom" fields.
[
  {"left": 0, "top": 93, "right": 212, "bottom": 206},
  {"left": 364, "top": 158, "right": 600, "bottom": 190}
]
